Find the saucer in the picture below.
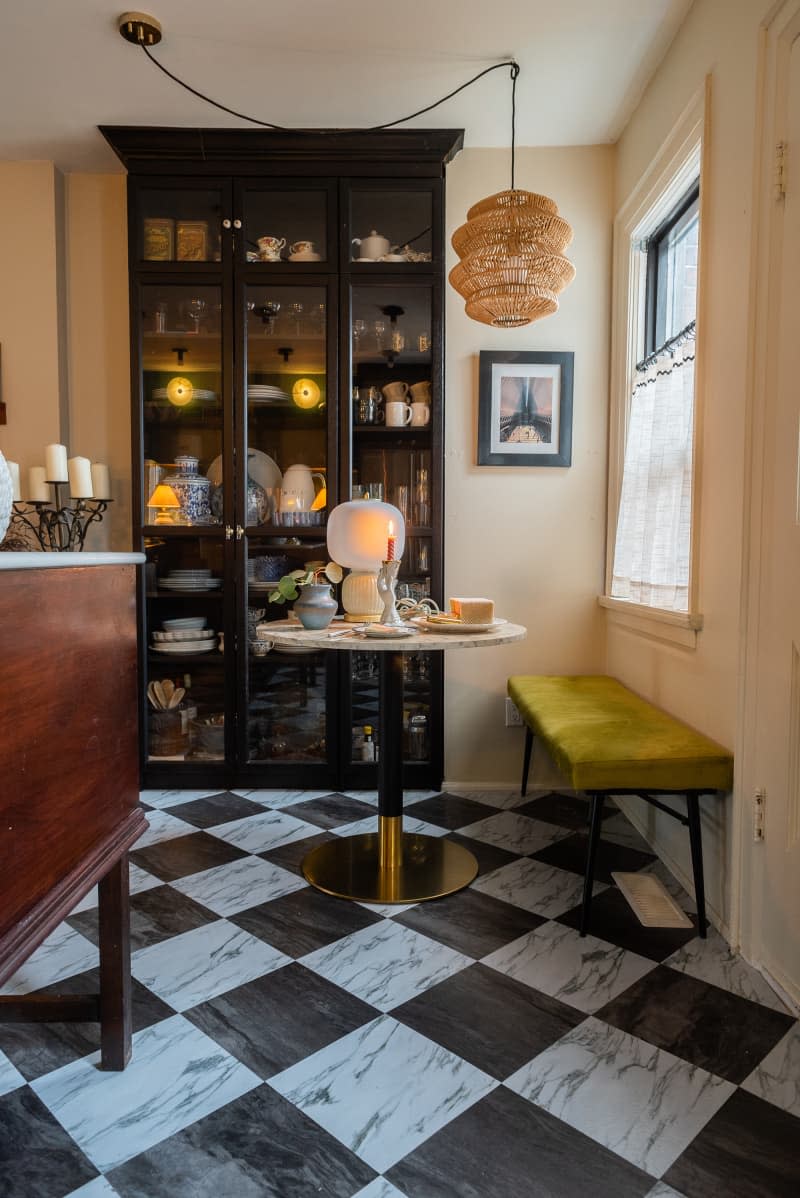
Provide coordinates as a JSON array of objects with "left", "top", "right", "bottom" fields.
[{"left": 289, "top": 252, "right": 321, "bottom": 262}]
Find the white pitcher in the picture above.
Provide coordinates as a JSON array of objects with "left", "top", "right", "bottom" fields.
[{"left": 280, "top": 464, "right": 326, "bottom": 512}]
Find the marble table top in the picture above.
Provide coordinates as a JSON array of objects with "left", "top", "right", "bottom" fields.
[
  {"left": 265, "top": 618, "right": 527, "bottom": 652},
  {"left": 0, "top": 551, "right": 145, "bottom": 570}
]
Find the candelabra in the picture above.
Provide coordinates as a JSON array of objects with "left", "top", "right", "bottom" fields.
[
  {"left": 376, "top": 559, "right": 405, "bottom": 627},
  {"left": 11, "top": 484, "right": 111, "bottom": 551}
]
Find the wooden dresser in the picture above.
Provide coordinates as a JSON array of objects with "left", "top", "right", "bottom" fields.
[{"left": 0, "top": 552, "right": 146, "bottom": 1068}]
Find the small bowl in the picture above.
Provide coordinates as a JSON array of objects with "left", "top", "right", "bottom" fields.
[{"left": 251, "top": 640, "right": 273, "bottom": 656}]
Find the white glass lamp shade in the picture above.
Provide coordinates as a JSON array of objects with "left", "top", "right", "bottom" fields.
[
  {"left": 292, "top": 378, "right": 321, "bottom": 409},
  {"left": 326, "top": 500, "right": 405, "bottom": 569},
  {"left": 166, "top": 376, "right": 194, "bottom": 406}
]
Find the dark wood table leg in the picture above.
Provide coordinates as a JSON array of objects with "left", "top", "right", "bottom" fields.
[
  {"left": 686, "top": 794, "right": 708, "bottom": 938},
  {"left": 521, "top": 727, "right": 533, "bottom": 796},
  {"left": 580, "top": 792, "right": 606, "bottom": 936},
  {"left": 97, "top": 854, "right": 132, "bottom": 1070}
]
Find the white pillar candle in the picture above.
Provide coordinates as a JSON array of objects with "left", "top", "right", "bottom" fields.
[
  {"left": 90, "top": 462, "right": 111, "bottom": 500},
  {"left": 45, "top": 443, "right": 69, "bottom": 483},
  {"left": 7, "top": 460, "right": 21, "bottom": 501},
  {"left": 28, "top": 466, "right": 50, "bottom": 502},
  {"left": 68, "top": 456, "right": 93, "bottom": 499}
]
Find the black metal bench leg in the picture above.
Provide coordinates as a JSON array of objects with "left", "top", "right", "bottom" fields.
[
  {"left": 521, "top": 727, "right": 533, "bottom": 797},
  {"left": 580, "top": 792, "right": 605, "bottom": 937},
  {"left": 686, "top": 794, "right": 708, "bottom": 938}
]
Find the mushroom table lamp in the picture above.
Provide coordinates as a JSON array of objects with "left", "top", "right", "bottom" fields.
[
  {"left": 148, "top": 482, "right": 181, "bottom": 525},
  {"left": 326, "top": 499, "right": 405, "bottom": 622}
]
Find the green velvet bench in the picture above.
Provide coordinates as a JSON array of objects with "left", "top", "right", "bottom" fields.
[{"left": 506, "top": 674, "right": 734, "bottom": 939}]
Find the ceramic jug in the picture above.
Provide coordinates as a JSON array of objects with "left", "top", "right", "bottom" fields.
[
  {"left": 280, "top": 464, "right": 326, "bottom": 512},
  {"left": 351, "top": 230, "right": 390, "bottom": 260}
]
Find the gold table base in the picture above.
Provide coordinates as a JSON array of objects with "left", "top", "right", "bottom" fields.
[{"left": 302, "top": 822, "right": 479, "bottom": 903}]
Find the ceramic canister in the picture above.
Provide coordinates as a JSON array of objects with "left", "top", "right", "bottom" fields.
[{"left": 165, "top": 455, "right": 212, "bottom": 523}]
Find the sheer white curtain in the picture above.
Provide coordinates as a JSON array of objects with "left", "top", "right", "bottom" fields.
[{"left": 611, "top": 328, "right": 695, "bottom": 612}]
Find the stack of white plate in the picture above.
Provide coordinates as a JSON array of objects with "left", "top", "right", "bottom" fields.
[
  {"left": 151, "top": 626, "right": 217, "bottom": 654},
  {"left": 159, "top": 569, "right": 222, "bottom": 592},
  {"left": 151, "top": 387, "right": 218, "bottom": 403},
  {"left": 247, "top": 384, "right": 290, "bottom": 405}
]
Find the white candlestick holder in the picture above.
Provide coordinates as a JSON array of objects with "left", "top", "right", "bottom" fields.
[{"left": 377, "top": 558, "right": 405, "bottom": 626}]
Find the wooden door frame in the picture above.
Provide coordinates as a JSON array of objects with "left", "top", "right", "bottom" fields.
[{"left": 738, "top": 0, "right": 800, "bottom": 1009}]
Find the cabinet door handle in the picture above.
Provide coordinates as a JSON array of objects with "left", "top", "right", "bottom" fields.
[
  {"left": 233, "top": 219, "right": 242, "bottom": 230},
  {"left": 225, "top": 525, "right": 234, "bottom": 540},
  {"left": 235, "top": 525, "right": 245, "bottom": 540},
  {"left": 222, "top": 219, "right": 232, "bottom": 230}
]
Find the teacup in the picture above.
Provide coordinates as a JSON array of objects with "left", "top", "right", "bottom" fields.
[
  {"left": 385, "top": 400, "right": 412, "bottom": 428},
  {"left": 258, "top": 235, "right": 286, "bottom": 260},
  {"left": 290, "top": 240, "right": 315, "bottom": 256},
  {"left": 409, "top": 380, "right": 431, "bottom": 404},
  {"left": 382, "top": 380, "right": 409, "bottom": 404},
  {"left": 410, "top": 401, "right": 430, "bottom": 427}
]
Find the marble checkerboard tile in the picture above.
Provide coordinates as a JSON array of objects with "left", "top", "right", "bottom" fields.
[{"left": 0, "top": 787, "right": 796, "bottom": 1198}]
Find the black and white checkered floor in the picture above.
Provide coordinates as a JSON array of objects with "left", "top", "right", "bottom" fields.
[{"left": 1, "top": 787, "right": 798, "bottom": 1198}]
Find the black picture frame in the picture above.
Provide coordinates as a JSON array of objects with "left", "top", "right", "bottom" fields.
[{"left": 477, "top": 350, "right": 574, "bottom": 467}]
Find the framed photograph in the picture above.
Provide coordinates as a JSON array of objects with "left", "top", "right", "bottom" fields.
[{"left": 477, "top": 350, "right": 574, "bottom": 467}]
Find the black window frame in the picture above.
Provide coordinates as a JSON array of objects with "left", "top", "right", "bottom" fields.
[{"left": 642, "top": 179, "right": 700, "bottom": 362}]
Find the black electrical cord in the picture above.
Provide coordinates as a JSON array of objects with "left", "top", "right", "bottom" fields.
[{"left": 140, "top": 41, "right": 519, "bottom": 140}]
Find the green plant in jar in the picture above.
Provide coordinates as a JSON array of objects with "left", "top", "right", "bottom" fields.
[{"left": 268, "top": 561, "right": 343, "bottom": 605}]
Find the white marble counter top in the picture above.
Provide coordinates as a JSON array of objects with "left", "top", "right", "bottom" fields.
[
  {"left": 265, "top": 618, "right": 527, "bottom": 652},
  {"left": 0, "top": 552, "right": 145, "bottom": 570}
]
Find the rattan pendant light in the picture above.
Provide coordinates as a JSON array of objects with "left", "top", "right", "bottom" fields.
[{"left": 449, "top": 66, "right": 575, "bottom": 328}]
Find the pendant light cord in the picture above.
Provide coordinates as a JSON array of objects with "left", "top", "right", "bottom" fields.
[
  {"left": 510, "top": 61, "right": 520, "bottom": 190},
  {"left": 140, "top": 42, "right": 519, "bottom": 136}
]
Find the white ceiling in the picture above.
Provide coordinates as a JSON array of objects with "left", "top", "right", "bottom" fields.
[{"left": 1, "top": 1, "right": 693, "bottom": 172}]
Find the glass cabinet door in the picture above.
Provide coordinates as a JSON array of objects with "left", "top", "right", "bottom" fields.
[
  {"left": 140, "top": 283, "right": 224, "bottom": 528},
  {"left": 243, "top": 282, "right": 331, "bottom": 766},
  {"left": 140, "top": 282, "right": 227, "bottom": 766},
  {"left": 349, "top": 188, "right": 434, "bottom": 265},
  {"left": 348, "top": 282, "right": 436, "bottom": 770},
  {"left": 137, "top": 187, "right": 223, "bottom": 264},
  {"left": 241, "top": 186, "right": 330, "bottom": 267}
]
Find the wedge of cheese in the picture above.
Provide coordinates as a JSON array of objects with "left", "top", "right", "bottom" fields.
[{"left": 449, "top": 597, "right": 494, "bottom": 624}]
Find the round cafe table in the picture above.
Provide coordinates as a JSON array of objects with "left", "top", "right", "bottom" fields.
[{"left": 266, "top": 618, "right": 527, "bottom": 904}]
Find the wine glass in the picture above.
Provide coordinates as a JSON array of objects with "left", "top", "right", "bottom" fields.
[
  {"left": 353, "top": 318, "right": 367, "bottom": 351},
  {"left": 187, "top": 297, "right": 206, "bottom": 334},
  {"left": 289, "top": 301, "right": 305, "bottom": 335},
  {"left": 373, "top": 319, "right": 387, "bottom": 350}
]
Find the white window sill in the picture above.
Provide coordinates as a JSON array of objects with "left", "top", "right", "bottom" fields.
[{"left": 598, "top": 595, "right": 703, "bottom": 649}]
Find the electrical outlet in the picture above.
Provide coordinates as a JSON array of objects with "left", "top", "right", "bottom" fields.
[
  {"left": 753, "top": 787, "right": 766, "bottom": 842},
  {"left": 505, "top": 697, "right": 523, "bottom": 727}
]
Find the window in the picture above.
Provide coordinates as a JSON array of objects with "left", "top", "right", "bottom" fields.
[
  {"left": 605, "top": 96, "right": 705, "bottom": 630},
  {"left": 643, "top": 182, "right": 699, "bottom": 362}
]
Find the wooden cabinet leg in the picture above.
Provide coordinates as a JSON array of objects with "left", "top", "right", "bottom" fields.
[{"left": 97, "top": 855, "right": 132, "bottom": 1070}]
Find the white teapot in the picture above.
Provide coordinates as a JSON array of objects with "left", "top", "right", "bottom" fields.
[
  {"left": 352, "top": 230, "right": 390, "bottom": 260},
  {"left": 280, "top": 464, "right": 326, "bottom": 512}
]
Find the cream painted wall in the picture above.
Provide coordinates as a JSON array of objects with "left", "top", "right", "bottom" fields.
[
  {"left": 608, "top": 0, "right": 774, "bottom": 932},
  {"left": 65, "top": 174, "right": 131, "bottom": 550},
  {"left": 443, "top": 146, "right": 614, "bottom": 786},
  {"left": 0, "top": 162, "right": 64, "bottom": 476}
]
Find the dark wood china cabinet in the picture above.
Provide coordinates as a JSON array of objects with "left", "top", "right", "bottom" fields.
[{"left": 102, "top": 126, "right": 463, "bottom": 790}]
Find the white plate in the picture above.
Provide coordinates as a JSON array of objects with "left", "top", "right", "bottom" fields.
[
  {"left": 412, "top": 616, "right": 507, "bottom": 634},
  {"left": 151, "top": 641, "right": 217, "bottom": 654},
  {"left": 273, "top": 642, "right": 320, "bottom": 656},
  {"left": 163, "top": 617, "right": 207, "bottom": 631},
  {"left": 152, "top": 629, "right": 216, "bottom": 642},
  {"left": 207, "top": 448, "right": 282, "bottom": 492},
  {"left": 159, "top": 579, "right": 222, "bottom": 591},
  {"left": 364, "top": 623, "right": 415, "bottom": 638}
]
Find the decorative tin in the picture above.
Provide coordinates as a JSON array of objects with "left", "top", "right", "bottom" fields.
[
  {"left": 143, "top": 217, "right": 174, "bottom": 261},
  {"left": 176, "top": 220, "right": 209, "bottom": 261}
]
